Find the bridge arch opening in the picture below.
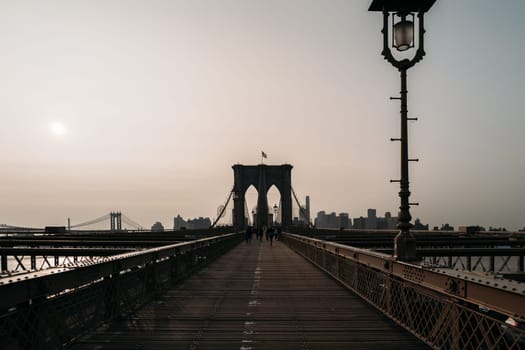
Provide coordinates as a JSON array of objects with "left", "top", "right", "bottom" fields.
[
  {"left": 244, "top": 185, "right": 258, "bottom": 226},
  {"left": 267, "top": 185, "right": 281, "bottom": 225}
]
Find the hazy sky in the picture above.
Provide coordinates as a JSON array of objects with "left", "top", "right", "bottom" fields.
[{"left": 1, "top": 1, "right": 524, "bottom": 230}]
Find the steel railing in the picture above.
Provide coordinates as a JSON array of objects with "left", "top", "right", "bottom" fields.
[
  {"left": 282, "top": 232, "right": 525, "bottom": 350},
  {"left": 0, "top": 232, "right": 243, "bottom": 349}
]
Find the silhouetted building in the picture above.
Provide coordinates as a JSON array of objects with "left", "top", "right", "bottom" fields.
[
  {"left": 297, "top": 206, "right": 308, "bottom": 225},
  {"left": 314, "top": 211, "right": 349, "bottom": 229},
  {"left": 45, "top": 226, "right": 66, "bottom": 234},
  {"left": 365, "top": 209, "right": 377, "bottom": 229},
  {"left": 353, "top": 216, "right": 366, "bottom": 229},
  {"left": 174, "top": 215, "right": 211, "bottom": 230},
  {"left": 186, "top": 217, "right": 211, "bottom": 229},
  {"left": 292, "top": 216, "right": 304, "bottom": 226},
  {"left": 413, "top": 218, "right": 428, "bottom": 231},
  {"left": 377, "top": 211, "right": 397, "bottom": 229},
  {"left": 440, "top": 223, "right": 454, "bottom": 231},
  {"left": 174, "top": 215, "right": 186, "bottom": 230},
  {"left": 339, "top": 213, "right": 351, "bottom": 229},
  {"left": 459, "top": 225, "right": 485, "bottom": 234},
  {"left": 151, "top": 221, "right": 164, "bottom": 232},
  {"left": 305, "top": 196, "right": 311, "bottom": 224}
]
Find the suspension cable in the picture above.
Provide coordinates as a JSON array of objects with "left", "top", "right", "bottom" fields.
[
  {"left": 211, "top": 189, "right": 234, "bottom": 228},
  {"left": 0, "top": 224, "right": 41, "bottom": 231},
  {"left": 121, "top": 214, "right": 144, "bottom": 230},
  {"left": 291, "top": 186, "right": 314, "bottom": 228},
  {"left": 70, "top": 213, "right": 110, "bottom": 228}
]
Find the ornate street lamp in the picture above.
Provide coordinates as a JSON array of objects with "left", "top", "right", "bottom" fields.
[{"left": 369, "top": 0, "right": 436, "bottom": 261}]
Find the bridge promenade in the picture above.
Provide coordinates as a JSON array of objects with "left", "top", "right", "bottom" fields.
[
  {"left": 1, "top": 229, "right": 524, "bottom": 349},
  {"left": 69, "top": 240, "right": 427, "bottom": 350}
]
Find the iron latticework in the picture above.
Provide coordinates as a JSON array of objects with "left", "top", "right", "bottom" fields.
[{"left": 283, "top": 233, "right": 525, "bottom": 350}]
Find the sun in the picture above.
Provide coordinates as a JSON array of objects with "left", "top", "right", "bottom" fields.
[{"left": 49, "top": 122, "right": 67, "bottom": 136}]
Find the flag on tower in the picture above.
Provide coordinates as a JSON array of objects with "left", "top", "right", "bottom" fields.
[{"left": 261, "top": 151, "right": 267, "bottom": 159}]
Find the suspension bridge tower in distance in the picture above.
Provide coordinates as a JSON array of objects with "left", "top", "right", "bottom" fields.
[
  {"left": 232, "top": 164, "right": 293, "bottom": 230},
  {"left": 110, "top": 212, "right": 122, "bottom": 231}
]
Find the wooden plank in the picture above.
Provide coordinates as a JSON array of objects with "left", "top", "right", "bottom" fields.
[{"left": 69, "top": 241, "right": 428, "bottom": 349}]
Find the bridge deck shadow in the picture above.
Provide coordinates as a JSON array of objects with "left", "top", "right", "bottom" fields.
[{"left": 69, "top": 239, "right": 428, "bottom": 349}]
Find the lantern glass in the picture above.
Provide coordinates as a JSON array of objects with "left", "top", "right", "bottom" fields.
[{"left": 393, "top": 17, "right": 414, "bottom": 51}]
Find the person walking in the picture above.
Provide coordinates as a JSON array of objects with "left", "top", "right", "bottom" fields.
[{"left": 245, "top": 226, "right": 252, "bottom": 244}]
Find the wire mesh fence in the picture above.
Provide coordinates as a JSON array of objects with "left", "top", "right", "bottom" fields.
[{"left": 283, "top": 233, "right": 525, "bottom": 350}]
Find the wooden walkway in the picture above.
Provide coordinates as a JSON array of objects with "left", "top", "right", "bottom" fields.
[{"left": 70, "top": 240, "right": 428, "bottom": 349}]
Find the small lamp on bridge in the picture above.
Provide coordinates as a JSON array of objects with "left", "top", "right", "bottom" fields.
[
  {"left": 393, "top": 13, "right": 414, "bottom": 51},
  {"left": 368, "top": 0, "right": 436, "bottom": 68},
  {"left": 369, "top": 0, "right": 437, "bottom": 261}
]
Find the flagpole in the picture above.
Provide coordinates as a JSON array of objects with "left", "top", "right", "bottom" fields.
[{"left": 261, "top": 151, "right": 267, "bottom": 164}]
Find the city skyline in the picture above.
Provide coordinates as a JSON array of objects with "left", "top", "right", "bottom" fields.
[{"left": 1, "top": 1, "right": 524, "bottom": 230}]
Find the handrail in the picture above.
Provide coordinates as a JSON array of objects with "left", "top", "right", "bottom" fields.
[
  {"left": 0, "top": 232, "right": 241, "bottom": 311},
  {"left": 284, "top": 232, "right": 525, "bottom": 320}
]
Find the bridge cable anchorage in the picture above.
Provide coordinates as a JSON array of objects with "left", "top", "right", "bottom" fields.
[
  {"left": 210, "top": 188, "right": 234, "bottom": 228},
  {"left": 69, "top": 213, "right": 111, "bottom": 228},
  {"left": 291, "top": 186, "right": 314, "bottom": 228}
]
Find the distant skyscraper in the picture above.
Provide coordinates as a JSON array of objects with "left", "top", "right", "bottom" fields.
[
  {"left": 365, "top": 209, "right": 377, "bottom": 229},
  {"left": 314, "top": 211, "right": 326, "bottom": 228},
  {"left": 339, "top": 213, "right": 350, "bottom": 229},
  {"left": 174, "top": 215, "right": 185, "bottom": 230},
  {"left": 305, "top": 196, "right": 310, "bottom": 224}
]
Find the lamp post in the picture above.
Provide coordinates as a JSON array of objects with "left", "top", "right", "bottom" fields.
[{"left": 369, "top": 0, "right": 436, "bottom": 261}]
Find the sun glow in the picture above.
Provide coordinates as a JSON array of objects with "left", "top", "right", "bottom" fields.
[{"left": 49, "top": 122, "right": 67, "bottom": 136}]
